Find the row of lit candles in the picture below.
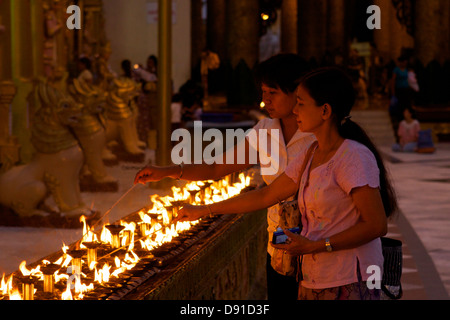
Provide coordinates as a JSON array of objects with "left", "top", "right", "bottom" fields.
[{"left": 0, "top": 173, "right": 251, "bottom": 300}]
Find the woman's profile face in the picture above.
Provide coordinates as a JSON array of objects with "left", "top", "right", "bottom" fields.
[
  {"left": 261, "top": 84, "right": 296, "bottom": 120},
  {"left": 293, "top": 85, "right": 324, "bottom": 132}
]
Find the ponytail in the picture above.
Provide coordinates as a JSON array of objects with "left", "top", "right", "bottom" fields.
[{"left": 339, "top": 119, "right": 398, "bottom": 218}]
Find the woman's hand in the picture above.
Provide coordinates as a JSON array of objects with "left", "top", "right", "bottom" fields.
[
  {"left": 174, "top": 204, "right": 210, "bottom": 223},
  {"left": 134, "top": 165, "right": 174, "bottom": 184},
  {"left": 271, "top": 229, "right": 320, "bottom": 255}
]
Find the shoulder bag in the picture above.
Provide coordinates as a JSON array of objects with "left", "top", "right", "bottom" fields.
[{"left": 270, "top": 141, "right": 317, "bottom": 277}]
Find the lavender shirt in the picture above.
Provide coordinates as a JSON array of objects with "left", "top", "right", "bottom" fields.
[{"left": 285, "top": 139, "right": 384, "bottom": 289}]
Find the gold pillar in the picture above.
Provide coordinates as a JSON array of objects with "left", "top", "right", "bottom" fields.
[
  {"left": 326, "top": 0, "right": 346, "bottom": 53},
  {"left": 226, "top": 0, "right": 259, "bottom": 68},
  {"left": 157, "top": 0, "right": 172, "bottom": 168},
  {"left": 281, "top": 0, "right": 298, "bottom": 54},
  {"left": 373, "top": 0, "right": 391, "bottom": 62},
  {"left": 31, "top": 0, "right": 44, "bottom": 78},
  {"left": 207, "top": 0, "right": 226, "bottom": 61},
  {"left": 298, "top": 0, "right": 327, "bottom": 60},
  {"left": 9, "top": 0, "right": 45, "bottom": 163},
  {"left": 0, "top": 0, "right": 12, "bottom": 81},
  {"left": 414, "top": 0, "right": 441, "bottom": 65},
  {"left": 438, "top": 0, "right": 450, "bottom": 63},
  {"left": 0, "top": 1, "right": 19, "bottom": 172},
  {"left": 373, "top": 0, "right": 414, "bottom": 63},
  {"left": 191, "top": 0, "right": 206, "bottom": 70}
]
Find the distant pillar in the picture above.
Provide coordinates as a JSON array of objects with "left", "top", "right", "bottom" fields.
[
  {"left": 298, "top": 0, "right": 327, "bottom": 61},
  {"left": 414, "top": 0, "right": 441, "bottom": 65},
  {"left": 437, "top": 0, "right": 449, "bottom": 63},
  {"left": 10, "top": 0, "right": 43, "bottom": 163},
  {"left": 191, "top": 0, "right": 205, "bottom": 71},
  {"left": 226, "top": 0, "right": 259, "bottom": 68},
  {"left": 327, "top": 0, "right": 346, "bottom": 53},
  {"left": 373, "top": 0, "right": 414, "bottom": 63},
  {"left": 373, "top": 0, "right": 391, "bottom": 61},
  {"left": 207, "top": 0, "right": 227, "bottom": 61},
  {"left": 157, "top": 0, "right": 172, "bottom": 168},
  {"left": 281, "top": 0, "right": 298, "bottom": 54}
]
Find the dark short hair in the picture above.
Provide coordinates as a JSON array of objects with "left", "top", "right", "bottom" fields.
[
  {"left": 254, "top": 53, "right": 311, "bottom": 94},
  {"left": 148, "top": 55, "right": 157, "bottom": 66},
  {"left": 79, "top": 57, "right": 91, "bottom": 70}
]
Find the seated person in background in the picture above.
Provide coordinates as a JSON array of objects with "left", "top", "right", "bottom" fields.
[
  {"left": 77, "top": 57, "right": 94, "bottom": 85},
  {"left": 392, "top": 107, "right": 420, "bottom": 152}
]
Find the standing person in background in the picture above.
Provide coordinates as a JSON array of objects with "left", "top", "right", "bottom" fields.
[
  {"left": 390, "top": 56, "right": 412, "bottom": 142},
  {"left": 134, "top": 54, "right": 315, "bottom": 300},
  {"left": 175, "top": 67, "right": 398, "bottom": 300},
  {"left": 146, "top": 55, "right": 158, "bottom": 80}
]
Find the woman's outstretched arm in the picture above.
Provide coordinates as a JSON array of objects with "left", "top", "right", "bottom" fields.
[{"left": 174, "top": 173, "right": 298, "bottom": 222}]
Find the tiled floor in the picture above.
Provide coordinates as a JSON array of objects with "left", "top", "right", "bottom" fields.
[{"left": 381, "top": 143, "right": 450, "bottom": 300}]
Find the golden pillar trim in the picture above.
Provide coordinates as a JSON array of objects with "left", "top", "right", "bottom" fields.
[{"left": 157, "top": 0, "right": 172, "bottom": 167}]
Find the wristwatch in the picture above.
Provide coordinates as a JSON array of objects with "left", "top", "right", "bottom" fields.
[{"left": 325, "top": 238, "right": 332, "bottom": 252}]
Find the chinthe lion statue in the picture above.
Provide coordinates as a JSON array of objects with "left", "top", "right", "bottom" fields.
[
  {"left": 102, "top": 77, "right": 146, "bottom": 163},
  {"left": 68, "top": 79, "right": 118, "bottom": 190},
  {"left": 0, "top": 82, "right": 93, "bottom": 218}
]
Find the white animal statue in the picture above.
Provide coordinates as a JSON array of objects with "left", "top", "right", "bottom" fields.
[{"left": 0, "top": 82, "right": 92, "bottom": 218}]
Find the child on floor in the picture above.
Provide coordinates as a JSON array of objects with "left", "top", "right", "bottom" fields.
[{"left": 392, "top": 107, "right": 420, "bottom": 152}]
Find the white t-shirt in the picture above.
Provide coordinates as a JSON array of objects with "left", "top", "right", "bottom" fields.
[{"left": 245, "top": 118, "right": 316, "bottom": 256}]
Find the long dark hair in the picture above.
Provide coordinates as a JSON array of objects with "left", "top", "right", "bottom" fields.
[{"left": 298, "top": 67, "right": 398, "bottom": 218}]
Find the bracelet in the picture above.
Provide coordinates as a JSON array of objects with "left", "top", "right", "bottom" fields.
[{"left": 176, "top": 164, "right": 184, "bottom": 180}]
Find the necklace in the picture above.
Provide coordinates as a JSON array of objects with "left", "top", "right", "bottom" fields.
[{"left": 312, "top": 138, "right": 342, "bottom": 168}]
